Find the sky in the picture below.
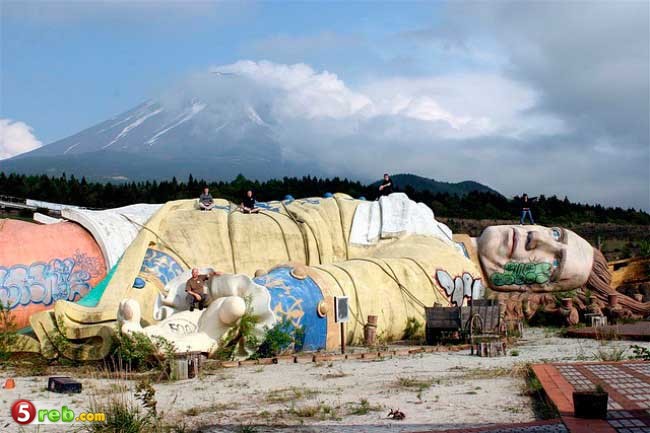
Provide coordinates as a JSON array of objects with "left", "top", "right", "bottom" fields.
[{"left": 1, "top": 1, "right": 648, "bottom": 211}]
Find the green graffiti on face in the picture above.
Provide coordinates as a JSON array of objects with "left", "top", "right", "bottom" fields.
[{"left": 490, "top": 262, "right": 552, "bottom": 286}]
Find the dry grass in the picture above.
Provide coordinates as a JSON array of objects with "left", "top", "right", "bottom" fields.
[
  {"left": 182, "top": 401, "right": 240, "bottom": 416},
  {"left": 265, "top": 387, "right": 320, "bottom": 404},
  {"left": 287, "top": 401, "right": 341, "bottom": 420},
  {"left": 321, "top": 370, "right": 349, "bottom": 380}
]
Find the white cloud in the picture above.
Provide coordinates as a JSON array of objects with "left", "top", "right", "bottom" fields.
[
  {"left": 0, "top": 119, "right": 42, "bottom": 160},
  {"left": 207, "top": 60, "right": 564, "bottom": 140}
]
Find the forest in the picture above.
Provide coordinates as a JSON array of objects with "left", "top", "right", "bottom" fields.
[{"left": 1, "top": 171, "right": 648, "bottom": 226}]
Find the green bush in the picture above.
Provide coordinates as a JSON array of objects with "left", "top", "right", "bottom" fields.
[
  {"left": 630, "top": 345, "right": 650, "bottom": 361},
  {"left": 110, "top": 330, "right": 176, "bottom": 373},
  {"left": 0, "top": 301, "right": 17, "bottom": 362},
  {"left": 403, "top": 317, "right": 423, "bottom": 341},
  {"left": 254, "top": 319, "right": 296, "bottom": 359},
  {"left": 213, "top": 296, "right": 260, "bottom": 361}
]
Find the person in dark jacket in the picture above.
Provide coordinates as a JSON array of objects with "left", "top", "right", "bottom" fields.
[
  {"left": 519, "top": 193, "right": 537, "bottom": 225},
  {"left": 240, "top": 190, "right": 260, "bottom": 214},
  {"left": 378, "top": 173, "right": 394, "bottom": 197}
]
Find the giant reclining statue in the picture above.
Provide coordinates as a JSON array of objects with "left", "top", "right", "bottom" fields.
[{"left": 1, "top": 193, "right": 648, "bottom": 360}]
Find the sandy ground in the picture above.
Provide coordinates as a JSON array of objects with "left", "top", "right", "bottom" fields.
[{"left": 2, "top": 328, "right": 649, "bottom": 433}]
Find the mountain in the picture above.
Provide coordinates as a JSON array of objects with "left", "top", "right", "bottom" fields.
[
  {"left": 376, "top": 173, "right": 501, "bottom": 196},
  {"left": 2, "top": 99, "right": 499, "bottom": 198},
  {"left": 2, "top": 98, "right": 319, "bottom": 181}
]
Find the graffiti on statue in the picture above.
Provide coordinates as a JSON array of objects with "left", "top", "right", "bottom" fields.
[
  {"left": 490, "top": 262, "right": 552, "bottom": 287},
  {"left": 255, "top": 202, "right": 281, "bottom": 213},
  {"left": 435, "top": 270, "right": 484, "bottom": 306},
  {"left": 139, "top": 248, "right": 184, "bottom": 286},
  {"left": 0, "top": 250, "right": 102, "bottom": 310}
]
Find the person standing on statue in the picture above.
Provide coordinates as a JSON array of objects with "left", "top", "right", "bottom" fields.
[{"left": 519, "top": 193, "right": 537, "bottom": 225}]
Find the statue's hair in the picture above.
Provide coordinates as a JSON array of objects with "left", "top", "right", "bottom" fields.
[{"left": 585, "top": 248, "right": 612, "bottom": 295}]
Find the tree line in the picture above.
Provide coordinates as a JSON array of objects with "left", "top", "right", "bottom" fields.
[{"left": 1, "top": 172, "right": 648, "bottom": 225}]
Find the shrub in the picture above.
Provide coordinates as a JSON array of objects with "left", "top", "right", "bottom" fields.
[
  {"left": 403, "top": 317, "right": 423, "bottom": 341},
  {"left": 630, "top": 345, "right": 650, "bottom": 361},
  {"left": 110, "top": 330, "right": 176, "bottom": 373},
  {"left": 0, "top": 301, "right": 17, "bottom": 362},
  {"left": 213, "top": 296, "right": 260, "bottom": 361},
  {"left": 254, "top": 319, "right": 295, "bottom": 359}
]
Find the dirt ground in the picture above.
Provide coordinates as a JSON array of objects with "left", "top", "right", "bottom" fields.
[{"left": 2, "top": 327, "right": 649, "bottom": 433}]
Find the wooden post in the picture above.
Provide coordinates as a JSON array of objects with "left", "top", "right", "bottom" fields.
[{"left": 340, "top": 322, "right": 346, "bottom": 354}]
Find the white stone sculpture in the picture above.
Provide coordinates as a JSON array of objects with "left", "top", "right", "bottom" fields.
[{"left": 118, "top": 273, "right": 276, "bottom": 356}]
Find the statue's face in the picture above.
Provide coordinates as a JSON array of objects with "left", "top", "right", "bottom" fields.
[{"left": 477, "top": 225, "right": 594, "bottom": 293}]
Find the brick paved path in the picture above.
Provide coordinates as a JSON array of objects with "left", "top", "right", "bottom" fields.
[{"left": 533, "top": 361, "right": 650, "bottom": 433}]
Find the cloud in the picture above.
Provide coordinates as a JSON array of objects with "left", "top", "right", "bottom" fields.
[
  {"left": 0, "top": 119, "right": 43, "bottom": 160},
  {"left": 158, "top": 57, "right": 648, "bottom": 210},
  {"left": 160, "top": 61, "right": 581, "bottom": 190}
]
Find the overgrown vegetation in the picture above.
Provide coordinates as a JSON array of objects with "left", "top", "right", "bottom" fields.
[
  {"left": 252, "top": 319, "right": 304, "bottom": 359},
  {"left": 345, "top": 398, "right": 383, "bottom": 415},
  {"left": 0, "top": 301, "right": 17, "bottom": 362},
  {"left": 520, "top": 364, "right": 558, "bottom": 420},
  {"left": 265, "top": 387, "right": 319, "bottom": 404},
  {"left": 79, "top": 386, "right": 155, "bottom": 433},
  {"left": 630, "top": 345, "right": 650, "bottom": 361},
  {"left": 212, "top": 296, "right": 260, "bottom": 361},
  {"left": 594, "top": 344, "right": 627, "bottom": 361},
  {"left": 402, "top": 316, "right": 423, "bottom": 341},
  {"left": 287, "top": 401, "right": 340, "bottom": 421},
  {"left": 110, "top": 330, "right": 176, "bottom": 374}
]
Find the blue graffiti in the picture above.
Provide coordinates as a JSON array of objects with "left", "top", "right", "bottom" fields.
[
  {"left": 298, "top": 198, "right": 321, "bottom": 206},
  {"left": 0, "top": 257, "right": 94, "bottom": 310},
  {"left": 213, "top": 204, "right": 231, "bottom": 212},
  {"left": 139, "top": 248, "right": 184, "bottom": 285},
  {"left": 255, "top": 201, "right": 281, "bottom": 213}
]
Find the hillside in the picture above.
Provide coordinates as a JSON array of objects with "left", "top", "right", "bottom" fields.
[{"left": 375, "top": 173, "right": 501, "bottom": 197}]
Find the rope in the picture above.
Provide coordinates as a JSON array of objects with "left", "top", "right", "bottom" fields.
[
  {"left": 259, "top": 210, "right": 292, "bottom": 261},
  {"left": 382, "top": 260, "right": 428, "bottom": 319},
  {"left": 329, "top": 263, "right": 366, "bottom": 325},
  {"left": 119, "top": 213, "right": 192, "bottom": 269},
  {"left": 281, "top": 201, "right": 310, "bottom": 264},
  {"left": 332, "top": 196, "right": 350, "bottom": 260},
  {"left": 346, "top": 257, "right": 427, "bottom": 309},
  {"left": 312, "top": 265, "right": 366, "bottom": 328},
  {"left": 296, "top": 209, "right": 324, "bottom": 264},
  {"left": 226, "top": 203, "right": 238, "bottom": 273}
]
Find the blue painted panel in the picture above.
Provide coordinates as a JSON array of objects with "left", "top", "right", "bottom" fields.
[
  {"left": 139, "top": 249, "right": 184, "bottom": 285},
  {"left": 254, "top": 267, "right": 327, "bottom": 351}
]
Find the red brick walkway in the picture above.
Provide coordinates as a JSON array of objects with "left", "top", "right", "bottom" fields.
[{"left": 533, "top": 361, "right": 650, "bottom": 433}]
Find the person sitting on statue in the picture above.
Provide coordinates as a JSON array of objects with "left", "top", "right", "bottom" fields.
[
  {"left": 378, "top": 173, "right": 394, "bottom": 197},
  {"left": 186, "top": 268, "right": 221, "bottom": 311},
  {"left": 239, "top": 190, "right": 260, "bottom": 214},
  {"left": 198, "top": 187, "right": 215, "bottom": 211}
]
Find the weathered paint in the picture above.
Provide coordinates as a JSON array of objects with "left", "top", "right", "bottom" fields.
[
  {"left": 255, "top": 266, "right": 327, "bottom": 351},
  {"left": 0, "top": 219, "right": 107, "bottom": 328}
]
